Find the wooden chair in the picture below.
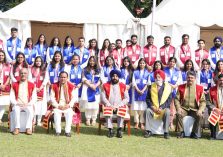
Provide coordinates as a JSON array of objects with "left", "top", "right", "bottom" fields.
[
  {"left": 44, "top": 103, "right": 81, "bottom": 134},
  {"left": 98, "top": 104, "right": 131, "bottom": 136}
]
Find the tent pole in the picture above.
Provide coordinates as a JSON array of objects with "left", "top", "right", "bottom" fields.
[
  {"left": 150, "top": 0, "right": 156, "bottom": 35},
  {"left": 97, "top": 24, "right": 99, "bottom": 44}
]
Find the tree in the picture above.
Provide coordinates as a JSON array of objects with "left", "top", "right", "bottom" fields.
[
  {"left": 121, "top": 0, "right": 163, "bottom": 18},
  {"left": 0, "top": 0, "right": 24, "bottom": 12}
]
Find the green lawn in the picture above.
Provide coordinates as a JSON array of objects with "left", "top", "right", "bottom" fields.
[{"left": 1, "top": 114, "right": 223, "bottom": 157}]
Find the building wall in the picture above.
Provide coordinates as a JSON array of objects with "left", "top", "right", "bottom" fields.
[
  {"left": 31, "top": 22, "right": 83, "bottom": 46},
  {"left": 200, "top": 25, "right": 223, "bottom": 50}
]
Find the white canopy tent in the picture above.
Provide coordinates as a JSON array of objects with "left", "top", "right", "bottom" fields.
[
  {"left": 140, "top": 0, "right": 223, "bottom": 50},
  {"left": 0, "top": 0, "right": 136, "bottom": 47}
]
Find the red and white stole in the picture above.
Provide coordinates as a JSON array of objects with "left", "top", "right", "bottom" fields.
[{"left": 179, "top": 44, "right": 191, "bottom": 64}]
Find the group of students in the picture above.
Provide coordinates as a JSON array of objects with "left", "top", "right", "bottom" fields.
[{"left": 1, "top": 27, "right": 223, "bottom": 138}]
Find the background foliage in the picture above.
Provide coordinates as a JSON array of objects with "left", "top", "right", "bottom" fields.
[
  {"left": 0, "top": 0, "right": 24, "bottom": 12},
  {"left": 0, "top": 0, "right": 163, "bottom": 18}
]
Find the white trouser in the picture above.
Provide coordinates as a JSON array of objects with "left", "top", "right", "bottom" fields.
[
  {"left": 53, "top": 108, "right": 74, "bottom": 133},
  {"left": 133, "top": 110, "right": 145, "bottom": 123},
  {"left": 12, "top": 105, "right": 34, "bottom": 129},
  {"left": 85, "top": 109, "right": 98, "bottom": 121},
  {"left": 0, "top": 105, "right": 6, "bottom": 120}
]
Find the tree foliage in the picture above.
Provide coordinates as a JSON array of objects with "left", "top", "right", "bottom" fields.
[
  {"left": 0, "top": 0, "right": 24, "bottom": 12},
  {"left": 1, "top": 0, "right": 163, "bottom": 18},
  {"left": 121, "top": 0, "right": 163, "bottom": 18}
]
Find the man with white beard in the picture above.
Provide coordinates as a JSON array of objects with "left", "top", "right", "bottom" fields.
[{"left": 144, "top": 70, "right": 172, "bottom": 139}]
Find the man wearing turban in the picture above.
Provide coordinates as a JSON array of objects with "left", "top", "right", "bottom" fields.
[
  {"left": 101, "top": 69, "right": 129, "bottom": 138},
  {"left": 209, "top": 36, "right": 223, "bottom": 69},
  {"left": 144, "top": 70, "right": 172, "bottom": 139}
]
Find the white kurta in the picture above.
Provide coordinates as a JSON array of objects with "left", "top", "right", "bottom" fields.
[
  {"left": 50, "top": 84, "right": 78, "bottom": 133},
  {"left": 10, "top": 81, "right": 37, "bottom": 129}
]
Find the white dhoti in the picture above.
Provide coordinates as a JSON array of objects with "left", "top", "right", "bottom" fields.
[
  {"left": 12, "top": 105, "right": 34, "bottom": 129},
  {"left": 53, "top": 108, "right": 74, "bottom": 133}
]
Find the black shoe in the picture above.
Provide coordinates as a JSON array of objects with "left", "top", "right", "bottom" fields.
[
  {"left": 177, "top": 132, "right": 184, "bottom": 138},
  {"left": 164, "top": 132, "right": 170, "bottom": 139},
  {"left": 190, "top": 132, "right": 199, "bottom": 139},
  {"left": 144, "top": 131, "right": 152, "bottom": 138},
  {"left": 55, "top": 133, "right": 60, "bottom": 136},
  {"left": 107, "top": 129, "right": 114, "bottom": 138},
  {"left": 116, "top": 128, "right": 122, "bottom": 138},
  {"left": 65, "top": 133, "right": 71, "bottom": 137}
]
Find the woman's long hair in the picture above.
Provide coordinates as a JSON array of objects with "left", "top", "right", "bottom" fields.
[
  {"left": 63, "top": 36, "right": 74, "bottom": 47},
  {"left": 0, "top": 50, "right": 7, "bottom": 64},
  {"left": 24, "top": 37, "right": 33, "bottom": 49},
  {"left": 49, "top": 37, "right": 61, "bottom": 48},
  {"left": 121, "top": 56, "right": 134, "bottom": 82},
  {"left": 35, "top": 34, "right": 48, "bottom": 47},
  {"left": 136, "top": 58, "right": 147, "bottom": 70},
  {"left": 13, "top": 52, "right": 28, "bottom": 73},
  {"left": 50, "top": 51, "right": 65, "bottom": 70},
  {"left": 153, "top": 60, "right": 163, "bottom": 72},
  {"left": 183, "top": 59, "right": 195, "bottom": 72},
  {"left": 32, "top": 56, "right": 47, "bottom": 76},
  {"left": 85, "top": 56, "right": 100, "bottom": 75}
]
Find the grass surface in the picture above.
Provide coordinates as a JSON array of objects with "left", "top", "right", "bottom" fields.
[{"left": 1, "top": 113, "right": 223, "bottom": 157}]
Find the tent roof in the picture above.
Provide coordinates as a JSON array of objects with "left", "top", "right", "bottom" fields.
[
  {"left": 141, "top": 0, "right": 223, "bottom": 27},
  {"left": 3, "top": 0, "right": 134, "bottom": 24}
]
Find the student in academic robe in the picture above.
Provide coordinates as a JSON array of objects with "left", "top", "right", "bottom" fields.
[
  {"left": 209, "top": 36, "right": 223, "bottom": 70},
  {"left": 164, "top": 57, "right": 181, "bottom": 129},
  {"left": 23, "top": 38, "right": 38, "bottom": 65},
  {"left": 124, "top": 34, "right": 141, "bottom": 69},
  {"left": 100, "top": 56, "right": 118, "bottom": 85},
  {"left": 157, "top": 36, "right": 175, "bottom": 68},
  {"left": 10, "top": 52, "right": 29, "bottom": 83},
  {"left": 196, "top": 59, "right": 213, "bottom": 95},
  {"left": 0, "top": 50, "right": 11, "bottom": 124},
  {"left": 46, "top": 37, "right": 62, "bottom": 64},
  {"left": 98, "top": 39, "right": 111, "bottom": 68},
  {"left": 35, "top": 34, "right": 48, "bottom": 62},
  {"left": 132, "top": 58, "right": 150, "bottom": 130},
  {"left": 66, "top": 54, "right": 83, "bottom": 101},
  {"left": 73, "top": 37, "right": 90, "bottom": 69},
  {"left": 142, "top": 35, "right": 157, "bottom": 71},
  {"left": 30, "top": 56, "right": 48, "bottom": 126},
  {"left": 120, "top": 56, "right": 134, "bottom": 105},
  {"left": 180, "top": 59, "right": 195, "bottom": 84},
  {"left": 110, "top": 39, "right": 125, "bottom": 68},
  {"left": 81, "top": 56, "right": 101, "bottom": 126},
  {"left": 63, "top": 36, "right": 75, "bottom": 64},
  {"left": 88, "top": 38, "right": 99, "bottom": 57},
  {"left": 194, "top": 39, "right": 209, "bottom": 71},
  {"left": 6, "top": 27, "right": 22, "bottom": 63},
  {"left": 175, "top": 34, "right": 195, "bottom": 70},
  {"left": 47, "top": 51, "right": 66, "bottom": 85},
  {"left": 0, "top": 38, "right": 4, "bottom": 51},
  {"left": 149, "top": 60, "right": 163, "bottom": 84}
]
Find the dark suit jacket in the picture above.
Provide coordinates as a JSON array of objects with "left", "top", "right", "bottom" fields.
[{"left": 146, "top": 83, "right": 172, "bottom": 109}]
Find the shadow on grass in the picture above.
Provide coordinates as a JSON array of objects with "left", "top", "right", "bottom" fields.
[{"left": 1, "top": 112, "right": 211, "bottom": 139}]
